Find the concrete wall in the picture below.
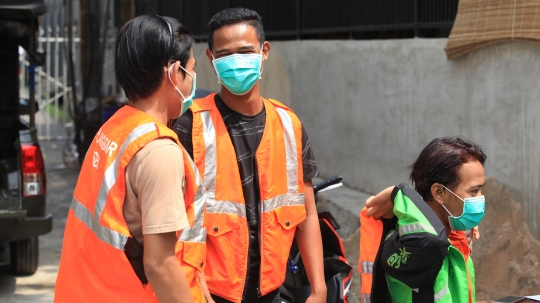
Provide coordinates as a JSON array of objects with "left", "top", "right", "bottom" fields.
[{"left": 192, "top": 39, "right": 540, "bottom": 240}]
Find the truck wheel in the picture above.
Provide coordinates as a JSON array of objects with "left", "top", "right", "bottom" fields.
[{"left": 10, "top": 237, "right": 39, "bottom": 275}]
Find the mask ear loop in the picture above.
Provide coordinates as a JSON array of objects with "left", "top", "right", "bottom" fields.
[
  {"left": 440, "top": 184, "right": 465, "bottom": 218},
  {"left": 178, "top": 65, "right": 196, "bottom": 100},
  {"left": 259, "top": 44, "right": 264, "bottom": 79},
  {"left": 210, "top": 53, "right": 222, "bottom": 85},
  {"left": 168, "top": 62, "right": 187, "bottom": 100}
]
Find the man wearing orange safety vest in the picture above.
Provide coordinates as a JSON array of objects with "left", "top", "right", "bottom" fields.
[
  {"left": 173, "top": 8, "right": 326, "bottom": 303},
  {"left": 55, "top": 15, "right": 208, "bottom": 303}
]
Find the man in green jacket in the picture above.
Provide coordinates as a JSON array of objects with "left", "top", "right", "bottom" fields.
[{"left": 364, "top": 137, "right": 486, "bottom": 302}]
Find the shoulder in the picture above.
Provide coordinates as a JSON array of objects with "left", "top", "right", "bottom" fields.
[
  {"left": 391, "top": 183, "right": 424, "bottom": 203},
  {"left": 266, "top": 98, "right": 294, "bottom": 112},
  {"left": 127, "top": 139, "right": 183, "bottom": 185},
  {"left": 191, "top": 93, "right": 217, "bottom": 113},
  {"left": 132, "top": 139, "right": 182, "bottom": 165},
  {"left": 265, "top": 98, "right": 302, "bottom": 124}
]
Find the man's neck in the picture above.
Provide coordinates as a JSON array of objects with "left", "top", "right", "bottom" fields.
[
  {"left": 427, "top": 200, "right": 452, "bottom": 237},
  {"left": 128, "top": 92, "right": 169, "bottom": 125},
  {"left": 218, "top": 84, "right": 263, "bottom": 116}
]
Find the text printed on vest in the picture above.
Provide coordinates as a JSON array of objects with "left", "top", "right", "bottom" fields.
[{"left": 96, "top": 128, "right": 118, "bottom": 157}]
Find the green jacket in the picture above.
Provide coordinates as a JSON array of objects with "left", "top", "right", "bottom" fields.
[{"left": 370, "top": 184, "right": 475, "bottom": 303}]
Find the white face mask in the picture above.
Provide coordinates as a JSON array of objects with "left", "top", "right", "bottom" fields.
[{"left": 168, "top": 62, "right": 196, "bottom": 118}]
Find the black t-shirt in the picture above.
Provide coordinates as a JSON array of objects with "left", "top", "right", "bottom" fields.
[{"left": 173, "top": 94, "right": 318, "bottom": 302}]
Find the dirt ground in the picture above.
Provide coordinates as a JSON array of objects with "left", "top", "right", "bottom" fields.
[{"left": 474, "top": 178, "right": 540, "bottom": 300}]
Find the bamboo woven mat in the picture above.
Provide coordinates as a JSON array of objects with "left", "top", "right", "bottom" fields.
[{"left": 445, "top": 0, "right": 540, "bottom": 59}]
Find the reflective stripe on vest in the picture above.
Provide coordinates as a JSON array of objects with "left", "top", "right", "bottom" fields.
[
  {"left": 193, "top": 95, "right": 306, "bottom": 300},
  {"left": 71, "top": 196, "right": 127, "bottom": 249},
  {"left": 361, "top": 294, "right": 371, "bottom": 303},
  {"left": 199, "top": 111, "right": 246, "bottom": 217},
  {"left": 200, "top": 111, "right": 219, "bottom": 206},
  {"left": 69, "top": 121, "right": 207, "bottom": 247},
  {"left": 263, "top": 192, "right": 304, "bottom": 212},
  {"left": 275, "top": 107, "right": 301, "bottom": 196},
  {"left": 56, "top": 106, "right": 208, "bottom": 303},
  {"left": 361, "top": 260, "right": 374, "bottom": 275},
  {"left": 72, "top": 122, "right": 156, "bottom": 249},
  {"left": 200, "top": 109, "right": 303, "bottom": 216},
  {"left": 434, "top": 284, "right": 449, "bottom": 302},
  {"left": 399, "top": 222, "right": 437, "bottom": 237},
  {"left": 179, "top": 155, "right": 207, "bottom": 243},
  {"left": 359, "top": 207, "right": 384, "bottom": 303}
]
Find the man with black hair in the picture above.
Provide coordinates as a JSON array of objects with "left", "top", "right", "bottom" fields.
[
  {"left": 173, "top": 7, "right": 326, "bottom": 303},
  {"left": 55, "top": 15, "right": 207, "bottom": 303},
  {"left": 361, "top": 137, "right": 486, "bottom": 303}
]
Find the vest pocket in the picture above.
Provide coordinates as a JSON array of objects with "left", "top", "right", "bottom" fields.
[
  {"left": 274, "top": 205, "right": 306, "bottom": 231},
  {"left": 206, "top": 213, "right": 239, "bottom": 237},
  {"left": 182, "top": 241, "right": 207, "bottom": 272}
]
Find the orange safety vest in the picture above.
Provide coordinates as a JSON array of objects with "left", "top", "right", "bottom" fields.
[
  {"left": 54, "top": 105, "right": 207, "bottom": 303},
  {"left": 359, "top": 207, "right": 384, "bottom": 303},
  {"left": 190, "top": 93, "right": 306, "bottom": 302}
]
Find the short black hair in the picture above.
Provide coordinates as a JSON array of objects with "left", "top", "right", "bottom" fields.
[
  {"left": 409, "top": 137, "right": 487, "bottom": 201},
  {"left": 115, "top": 15, "right": 193, "bottom": 102},
  {"left": 207, "top": 8, "right": 265, "bottom": 51}
]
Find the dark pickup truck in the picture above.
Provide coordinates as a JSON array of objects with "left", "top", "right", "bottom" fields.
[{"left": 0, "top": 0, "right": 52, "bottom": 275}]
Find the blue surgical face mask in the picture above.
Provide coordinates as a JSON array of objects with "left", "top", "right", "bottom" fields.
[
  {"left": 212, "top": 46, "right": 263, "bottom": 95},
  {"left": 440, "top": 184, "right": 485, "bottom": 231},
  {"left": 168, "top": 62, "right": 196, "bottom": 118}
]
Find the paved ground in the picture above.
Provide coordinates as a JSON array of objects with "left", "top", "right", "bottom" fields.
[
  {"left": 0, "top": 140, "right": 79, "bottom": 303},
  {"left": 0, "top": 142, "right": 370, "bottom": 303}
]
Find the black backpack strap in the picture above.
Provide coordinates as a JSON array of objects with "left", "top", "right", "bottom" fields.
[{"left": 124, "top": 235, "right": 148, "bottom": 285}]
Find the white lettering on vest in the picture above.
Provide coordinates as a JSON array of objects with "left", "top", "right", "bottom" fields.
[
  {"left": 95, "top": 128, "right": 118, "bottom": 157},
  {"left": 92, "top": 151, "right": 100, "bottom": 168}
]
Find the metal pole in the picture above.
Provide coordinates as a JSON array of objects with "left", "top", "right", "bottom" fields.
[
  {"left": 66, "top": 0, "right": 81, "bottom": 162},
  {"left": 46, "top": 25, "right": 51, "bottom": 138},
  {"left": 55, "top": 25, "right": 60, "bottom": 124},
  {"left": 99, "top": 0, "right": 110, "bottom": 79},
  {"left": 28, "top": 18, "right": 36, "bottom": 129},
  {"left": 62, "top": 34, "right": 68, "bottom": 133}
]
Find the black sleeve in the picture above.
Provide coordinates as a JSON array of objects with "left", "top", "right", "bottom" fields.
[
  {"left": 301, "top": 124, "right": 319, "bottom": 182},
  {"left": 379, "top": 184, "right": 449, "bottom": 295},
  {"left": 172, "top": 109, "right": 194, "bottom": 159}
]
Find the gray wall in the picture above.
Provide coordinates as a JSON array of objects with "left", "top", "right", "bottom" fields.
[{"left": 193, "top": 39, "right": 540, "bottom": 239}]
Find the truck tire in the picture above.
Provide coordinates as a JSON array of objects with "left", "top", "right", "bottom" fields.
[{"left": 10, "top": 237, "right": 39, "bottom": 275}]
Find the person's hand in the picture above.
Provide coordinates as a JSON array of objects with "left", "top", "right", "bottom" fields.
[
  {"left": 305, "top": 289, "right": 327, "bottom": 303},
  {"left": 467, "top": 226, "right": 480, "bottom": 243},
  {"left": 365, "top": 186, "right": 395, "bottom": 219}
]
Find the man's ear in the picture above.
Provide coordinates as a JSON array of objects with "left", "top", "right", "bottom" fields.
[
  {"left": 206, "top": 48, "right": 216, "bottom": 75},
  {"left": 430, "top": 183, "right": 445, "bottom": 205},
  {"left": 167, "top": 61, "right": 182, "bottom": 86},
  {"left": 262, "top": 41, "right": 270, "bottom": 62}
]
